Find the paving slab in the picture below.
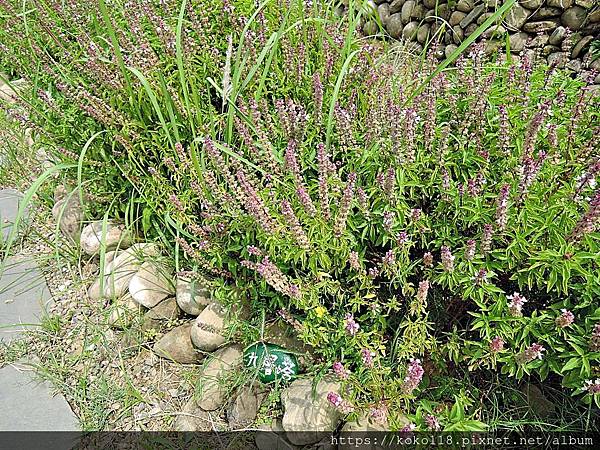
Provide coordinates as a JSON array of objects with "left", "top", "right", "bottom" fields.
[
  {"left": 0, "top": 361, "right": 79, "bottom": 431},
  {"left": 0, "top": 188, "right": 29, "bottom": 242},
  {"left": 0, "top": 256, "right": 52, "bottom": 342}
]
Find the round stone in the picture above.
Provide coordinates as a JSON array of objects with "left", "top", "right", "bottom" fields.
[
  {"left": 561, "top": 6, "right": 587, "bottom": 30},
  {"left": 243, "top": 343, "right": 299, "bottom": 383}
]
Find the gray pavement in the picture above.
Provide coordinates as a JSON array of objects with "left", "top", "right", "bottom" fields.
[
  {"left": 0, "top": 187, "right": 79, "bottom": 431},
  {"left": 0, "top": 362, "right": 79, "bottom": 431}
]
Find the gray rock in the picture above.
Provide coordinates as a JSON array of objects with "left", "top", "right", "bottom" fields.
[
  {"left": 195, "top": 345, "right": 243, "bottom": 411},
  {"left": 387, "top": 13, "right": 403, "bottom": 38},
  {"left": 173, "top": 397, "right": 212, "bottom": 431},
  {"left": 281, "top": 377, "right": 343, "bottom": 445},
  {"left": 227, "top": 383, "right": 267, "bottom": 429},
  {"left": 80, "top": 220, "right": 131, "bottom": 256},
  {"left": 402, "top": 21, "right": 419, "bottom": 40},
  {"left": 561, "top": 6, "right": 587, "bottom": 30},
  {"left": 0, "top": 256, "right": 52, "bottom": 343},
  {"left": 547, "top": 0, "right": 573, "bottom": 7},
  {"left": 401, "top": 0, "right": 421, "bottom": 23},
  {"left": 523, "top": 20, "right": 560, "bottom": 33},
  {"left": 510, "top": 32, "right": 530, "bottom": 51},
  {"left": 265, "top": 321, "right": 312, "bottom": 369},
  {"left": 153, "top": 323, "right": 201, "bottom": 364},
  {"left": 521, "top": 383, "right": 555, "bottom": 418},
  {"left": 542, "top": 44, "right": 561, "bottom": 56},
  {"left": 0, "top": 78, "right": 28, "bottom": 103},
  {"left": 362, "top": 20, "right": 378, "bottom": 36},
  {"left": 255, "top": 420, "right": 295, "bottom": 450},
  {"left": 176, "top": 274, "right": 211, "bottom": 316},
  {"left": 144, "top": 297, "right": 180, "bottom": 322},
  {"left": 452, "top": 25, "right": 465, "bottom": 44},
  {"left": 389, "top": 0, "right": 405, "bottom": 15},
  {"left": 548, "top": 26, "right": 567, "bottom": 45},
  {"left": 0, "top": 362, "right": 78, "bottom": 430},
  {"left": 456, "top": 0, "right": 474, "bottom": 13},
  {"left": 445, "top": 44, "right": 459, "bottom": 59},
  {"left": 531, "top": 7, "right": 562, "bottom": 19},
  {"left": 464, "top": 22, "right": 478, "bottom": 35},
  {"left": 190, "top": 302, "right": 228, "bottom": 351},
  {"left": 547, "top": 51, "right": 570, "bottom": 68},
  {"left": 566, "top": 59, "right": 583, "bottom": 72},
  {"left": 401, "top": 1, "right": 413, "bottom": 23},
  {"left": 377, "top": 3, "right": 390, "bottom": 26},
  {"left": 339, "top": 413, "right": 395, "bottom": 450},
  {"left": 571, "top": 35, "right": 594, "bottom": 58},
  {"left": 589, "top": 9, "right": 600, "bottom": 23},
  {"left": 574, "top": 0, "right": 594, "bottom": 7},
  {"left": 527, "top": 34, "right": 550, "bottom": 47},
  {"left": 108, "top": 292, "right": 143, "bottom": 329},
  {"left": 129, "top": 261, "right": 174, "bottom": 308},
  {"left": 483, "top": 25, "right": 507, "bottom": 39},
  {"left": 521, "top": 0, "right": 544, "bottom": 8},
  {"left": 423, "top": 0, "right": 438, "bottom": 9},
  {"left": 51, "top": 186, "right": 83, "bottom": 243},
  {"left": 449, "top": 11, "right": 466, "bottom": 26},
  {"left": 506, "top": 4, "right": 532, "bottom": 29},
  {"left": 437, "top": 3, "right": 450, "bottom": 21},
  {"left": 0, "top": 189, "right": 28, "bottom": 242},
  {"left": 417, "top": 23, "right": 430, "bottom": 43},
  {"left": 88, "top": 243, "right": 159, "bottom": 300},
  {"left": 460, "top": 4, "right": 485, "bottom": 28}
]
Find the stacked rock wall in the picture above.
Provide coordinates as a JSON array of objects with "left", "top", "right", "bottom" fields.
[{"left": 346, "top": 0, "right": 599, "bottom": 81}]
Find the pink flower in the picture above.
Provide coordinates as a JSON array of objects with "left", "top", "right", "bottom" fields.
[
  {"left": 247, "top": 245, "right": 262, "bottom": 256},
  {"left": 590, "top": 323, "right": 600, "bottom": 351},
  {"left": 369, "top": 403, "right": 388, "bottom": 424},
  {"left": 517, "top": 343, "right": 545, "bottom": 364},
  {"left": 555, "top": 309, "right": 574, "bottom": 328},
  {"left": 344, "top": 313, "right": 359, "bottom": 335},
  {"left": 481, "top": 224, "right": 494, "bottom": 254},
  {"left": 472, "top": 268, "right": 487, "bottom": 285},
  {"left": 507, "top": 292, "right": 527, "bottom": 317},
  {"left": 327, "top": 392, "right": 354, "bottom": 413},
  {"left": 465, "top": 239, "right": 476, "bottom": 261},
  {"left": 361, "top": 348, "right": 375, "bottom": 367},
  {"left": 490, "top": 336, "right": 505, "bottom": 353},
  {"left": 327, "top": 392, "right": 342, "bottom": 407},
  {"left": 401, "top": 423, "right": 417, "bottom": 432},
  {"left": 332, "top": 361, "right": 349, "bottom": 379},
  {"left": 416, "top": 281, "right": 429, "bottom": 304},
  {"left": 348, "top": 251, "right": 361, "bottom": 271},
  {"left": 495, "top": 184, "right": 510, "bottom": 231},
  {"left": 382, "top": 249, "right": 395, "bottom": 267},
  {"left": 402, "top": 358, "right": 424, "bottom": 394},
  {"left": 411, "top": 208, "right": 422, "bottom": 222},
  {"left": 425, "top": 414, "right": 440, "bottom": 431},
  {"left": 441, "top": 246, "right": 455, "bottom": 272},
  {"left": 382, "top": 211, "right": 394, "bottom": 232},
  {"left": 584, "top": 379, "right": 600, "bottom": 395},
  {"left": 334, "top": 172, "right": 357, "bottom": 237},
  {"left": 423, "top": 252, "right": 434, "bottom": 267}
]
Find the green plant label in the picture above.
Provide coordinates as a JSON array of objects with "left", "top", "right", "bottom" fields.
[{"left": 244, "top": 343, "right": 299, "bottom": 383}]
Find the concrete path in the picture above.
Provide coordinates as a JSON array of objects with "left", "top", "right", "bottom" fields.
[
  {"left": 0, "top": 361, "right": 79, "bottom": 431},
  {"left": 0, "top": 256, "right": 52, "bottom": 342},
  {"left": 0, "top": 188, "right": 28, "bottom": 242},
  {"left": 0, "top": 187, "right": 79, "bottom": 430}
]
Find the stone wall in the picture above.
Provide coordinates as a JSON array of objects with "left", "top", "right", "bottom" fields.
[{"left": 343, "top": 0, "right": 599, "bottom": 82}]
